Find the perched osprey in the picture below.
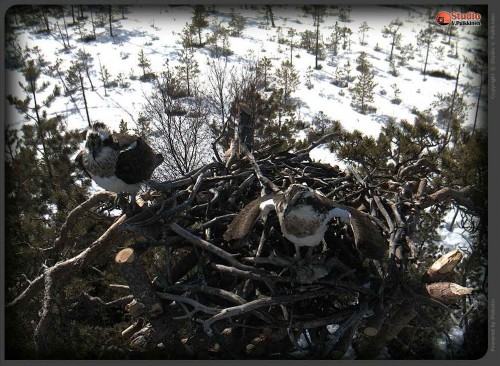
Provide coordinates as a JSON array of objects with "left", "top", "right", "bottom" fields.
[
  {"left": 76, "top": 122, "right": 163, "bottom": 204},
  {"left": 224, "top": 184, "right": 385, "bottom": 261}
]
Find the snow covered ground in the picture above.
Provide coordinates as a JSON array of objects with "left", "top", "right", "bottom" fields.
[
  {"left": 6, "top": 4, "right": 487, "bottom": 254},
  {"left": 6, "top": 5, "right": 487, "bottom": 135}
]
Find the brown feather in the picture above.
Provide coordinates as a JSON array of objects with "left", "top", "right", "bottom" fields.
[{"left": 223, "top": 195, "right": 277, "bottom": 241}]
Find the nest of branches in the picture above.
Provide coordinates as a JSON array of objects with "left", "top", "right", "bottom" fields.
[{"left": 8, "top": 125, "right": 480, "bottom": 359}]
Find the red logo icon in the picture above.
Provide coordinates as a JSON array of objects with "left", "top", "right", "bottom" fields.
[{"left": 436, "top": 11, "right": 451, "bottom": 25}]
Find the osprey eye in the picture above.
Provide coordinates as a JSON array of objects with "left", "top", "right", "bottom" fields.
[{"left": 298, "top": 198, "right": 306, "bottom": 204}]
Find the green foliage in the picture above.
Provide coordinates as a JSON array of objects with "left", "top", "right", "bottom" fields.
[
  {"left": 137, "top": 48, "right": 151, "bottom": 76},
  {"left": 351, "top": 55, "right": 377, "bottom": 114},
  {"left": 355, "top": 51, "right": 372, "bottom": 72},
  {"left": 305, "top": 65, "right": 314, "bottom": 89},
  {"left": 274, "top": 60, "right": 299, "bottom": 104},
  {"left": 228, "top": 9, "right": 246, "bottom": 37},
  {"left": 300, "top": 29, "right": 315, "bottom": 52},
  {"left": 176, "top": 43, "right": 199, "bottom": 96},
  {"left": 206, "top": 20, "right": 233, "bottom": 58},
  {"left": 305, "top": 111, "right": 342, "bottom": 143},
  {"left": 358, "top": 21, "right": 370, "bottom": 45},
  {"left": 191, "top": 5, "right": 209, "bottom": 46},
  {"left": 391, "top": 83, "right": 402, "bottom": 104}
]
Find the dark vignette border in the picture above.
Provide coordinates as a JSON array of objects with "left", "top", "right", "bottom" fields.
[{"left": 0, "top": 0, "right": 497, "bottom": 365}]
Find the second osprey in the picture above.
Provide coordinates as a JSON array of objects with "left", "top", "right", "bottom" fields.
[
  {"left": 76, "top": 122, "right": 163, "bottom": 198},
  {"left": 224, "top": 184, "right": 386, "bottom": 261}
]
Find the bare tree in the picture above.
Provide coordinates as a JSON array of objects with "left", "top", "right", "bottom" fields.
[
  {"left": 417, "top": 26, "right": 435, "bottom": 80},
  {"left": 382, "top": 18, "right": 403, "bottom": 62},
  {"left": 205, "top": 57, "right": 235, "bottom": 132},
  {"left": 142, "top": 75, "right": 211, "bottom": 178}
]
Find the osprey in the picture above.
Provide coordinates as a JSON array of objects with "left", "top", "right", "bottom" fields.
[
  {"left": 224, "top": 184, "right": 385, "bottom": 261},
  {"left": 76, "top": 122, "right": 163, "bottom": 205}
]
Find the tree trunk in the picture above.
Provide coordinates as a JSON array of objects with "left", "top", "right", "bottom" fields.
[
  {"left": 56, "top": 22, "right": 68, "bottom": 49},
  {"left": 421, "top": 249, "right": 463, "bottom": 283},
  {"left": 425, "top": 282, "right": 473, "bottom": 304},
  {"left": 85, "top": 65, "right": 94, "bottom": 91},
  {"left": 423, "top": 39, "right": 430, "bottom": 79},
  {"left": 355, "top": 305, "right": 417, "bottom": 359},
  {"left": 108, "top": 5, "right": 113, "bottom": 39},
  {"left": 389, "top": 32, "right": 396, "bottom": 61},
  {"left": 78, "top": 71, "right": 92, "bottom": 126},
  {"left": 115, "top": 248, "right": 163, "bottom": 318},
  {"left": 266, "top": 6, "right": 275, "bottom": 28},
  {"left": 30, "top": 82, "right": 55, "bottom": 184},
  {"left": 473, "top": 62, "right": 485, "bottom": 134},
  {"left": 315, "top": 9, "right": 320, "bottom": 69},
  {"left": 445, "top": 64, "right": 461, "bottom": 140},
  {"left": 90, "top": 8, "right": 96, "bottom": 38},
  {"left": 238, "top": 105, "right": 254, "bottom": 153}
]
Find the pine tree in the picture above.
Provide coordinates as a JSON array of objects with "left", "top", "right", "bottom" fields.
[
  {"left": 313, "top": 5, "right": 326, "bottom": 69},
  {"left": 305, "top": 65, "right": 314, "bottom": 89},
  {"left": 351, "top": 59, "right": 377, "bottom": 114},
  {"left": 417, "top": 26, "right": 435, "bottom": 80},
  {"left": 176, "top": 45, "right": 199, "bottom": 97},
  {"left": 358, "top": 21, "right": 370, "bottom": 46},
  {"left": 258, "top": 56, "right": 272, "bottom": 90},
  {"left": 334, "top": 65, "right": 347, "bottom": 88},
  {"left": 329, "top": 22, "right": 341, "bottom": 56},
  {"left": 275, "top": 60, "right": 300, "bottom": 105},
  {"left": 300, "top": 30, "right": 315, "bottom": 53},
  {"left": 287, "top": 28, "right": 297, "bottom": 65},
  {"left": 119, "top": 119, "right": 128, "bottom": 133},
  {"left": 228, "top": 9, "right": 246, "bottom": 37},
  {"left": 137, "top": 48, "right": 153, "bottom": 81},
  {"left": 339, "top": 6, "right": 351, "bottom": 22},
  {"left": 65, "top": 60, "right": 92, "bottom": 125},
  {"left": 207, "top": 20, "right": 232, "bottom": 58},
  {"left": 382, "top": 18, "right": 403, "bottom": 61},
  {"left": 391, "top": 83, "right": 402, "bottom": 104},
  {"left": 356, "top": 51, "right": 372, "bottom": 72},
  {"left": 342, "top": 26, "right": 352, "bottom": 51},
  {"left": 274, "top": 60, "right": 299, "bottom": 131},
  {"left": 264, "top": 5, "right": 276, "bottom": 28},
  {"left": 100, "top": 65, "right": 111, "bottom": 91},
  {"left": 5, "top": 109, "right": 99, "bottom": 358},
  {"left": 191, "top": 5, "right": 208, "bottom": 46},
  {"left": 7, "top": 56, "right": 61, "bottom": 181},
  {"left": 76, "top": 49, "right": 94, "bottom": 90},
  {"left": 107, "top": 5, "right": 114, "bottom": 40}
]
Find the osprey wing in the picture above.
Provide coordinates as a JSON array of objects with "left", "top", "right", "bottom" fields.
[
  {"left": 114, "top": 136, "right": 160, "bottom": 184},
  {"left": 347, "top": 207, "right": 386, "bottom": 262},
  {"left": 223, "top": 195, "right": 277, "bottom": 241},
  {"left": 111, "top": 133, "right": 140, "bottom": 151},
  {"left": 327, "top": 202, "right": 386, "bottom": 262},
  {"left": 74, "top": 150, "right": 92, "bottom": 179}
]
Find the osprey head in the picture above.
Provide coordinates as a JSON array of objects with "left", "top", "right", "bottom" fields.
[
  {"left": 279, "top": 184, "right": 317, "bottom": 216},
  {"left": 91, "top": 122, "right": 111, "bottom": 141},
  {"left": 85, "top": 130, "right": 103, "bottom": 158}
]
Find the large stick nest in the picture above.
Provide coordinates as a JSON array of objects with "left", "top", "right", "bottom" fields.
[{"left": 114, "top": 140, "right": 422, "bottom": 357}]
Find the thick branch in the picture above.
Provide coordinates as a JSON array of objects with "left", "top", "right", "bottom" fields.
[
  {"left": 240, "top": 144, "right": 280, "bottom": 194},
  {"left": 115, "top": 248, "right": 163, "bottom": 318},
  {"left": 420, "top": 185, "right": 482, "bottom": 214},
  {"left": 53, "top": 191, "right": 117, "bottom": 252},
  {"left": 170, "top": 223, "right": 256, "bottom": 273},
  {"left": 422, "top": 249, "right": 463, "bottom": 283},
  {"left": 7, "top": 215, "right": 127, "bottom": 309}
]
